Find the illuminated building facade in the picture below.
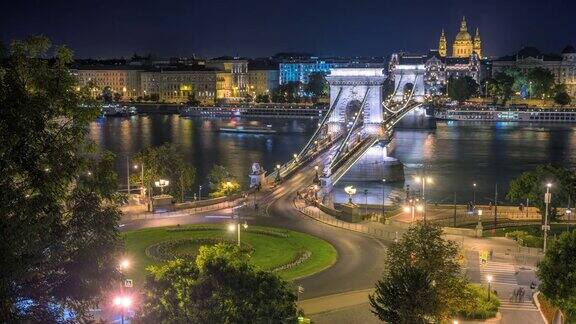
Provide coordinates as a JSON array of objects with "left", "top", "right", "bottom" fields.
[
  {"left": 441, "top": 17, "right": 482, "bottom": 58},
  {"left": 279, "top": 59, "right": 347, "bottom": 84},
  {"left": 73, "top": 67, "right": 142, "bottom": 99},
  {"left": 492, "top": 46, "right": 576, "bottom": 97}
]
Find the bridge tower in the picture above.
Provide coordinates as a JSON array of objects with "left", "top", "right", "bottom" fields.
[
  {"left": 391, "top": 64, "right": 426, "bottom": 103},
  {"left": 326, "top": 68, "right": 387, "bottom": 137}
]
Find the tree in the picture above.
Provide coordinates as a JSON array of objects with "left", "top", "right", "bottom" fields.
[
  {"left": 255, "top": 94, "right": 270, "bottom": 103},
  {"left": 447, "top": 76, "right": 478, "bottom": 103},
  {"left": 113, "top": 92, "right": 122, "bottom": 102},
  {"left": 208, "top": 165, "right": 240, "bottom": 197},
  {"left": 554, "top": 91, "right": 571, "bottom": 106},
  {"left": 507, "top": 165, "right": 576, "bottom": 223},
  {"left": 102, "top": 86, "right": 113, "bottom": 103},
  {"left": 134, "top": 244, "right": 297, "bottom": 323},
  {"left": 538, "top": 231, "right": 576, "bottom": 320},
  {"left": 187, "top": 92, "right": 200, "bottom": 106},
  {"left": 273, "top": 81, "right": 302, "bottom": 103},
  {"left": 131, "top": 143, "right": 196, "bottom": 202},
  {"left": 0, "top": 36, "right": 122, "bottom": 322},
  {"left": 369, "top": 222, "right": 466, "bottom": 323},
  {"left": 491, "top": 72, "right": 514, "bottom": 105},
  {"left": 527, "top": 67, "right": 556, "bottom": 99},
  {"left": 305, "top": 72, "right": 328, "bottom": 101}
]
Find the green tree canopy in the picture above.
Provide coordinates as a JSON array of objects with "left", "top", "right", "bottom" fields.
[
  {"left": 272, "top": 81, "right": 302, "bottom": 103},
  {"left": 305, "top": 72, "right": 328, "bottom": 101},
  {"left": 0, "top": 36, "right": 122, "bottom": 322},
  {"left": 447, "top": 76, "right": 478, "bottom": 103},
  {"left": 554, "top": 90, "right": 571, "bottom": 106},
  {"left": 506, "top": 165, "right": 576, "bottom": 222},
  {"left": 489, "top": 72, "right": 515, "bottom": 105},
  {"left": 135, "top": 244, "right": 297, "bottom": 323},
  {"left": 208, "top": 165, "right": 241, "bottom": 197},
  {"left": 527, "top": 67, "right": 556, "bottom": 99},
  {"left": 538, "top": 230, "right": 576, "bottom": 320},
  {"left": 131, "top": 143, "right": 196, "bottom": 202},
  {"left": 369, "top": 222, "right": 466, "bottom": 323}
]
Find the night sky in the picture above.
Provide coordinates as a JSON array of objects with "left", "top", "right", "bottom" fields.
[{"left": 2, "top": 0, "right": 575, "bottom": 59}]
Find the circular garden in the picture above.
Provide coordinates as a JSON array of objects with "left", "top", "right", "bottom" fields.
[{"left": 123, "top": 225, "right": 337, "bottom": 284}]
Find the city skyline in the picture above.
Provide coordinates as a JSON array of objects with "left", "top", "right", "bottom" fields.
[{"left": 2, "top": 0, "right": 575, "bottom": 58}]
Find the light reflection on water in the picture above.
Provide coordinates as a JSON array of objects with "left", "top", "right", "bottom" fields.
[{"left": 90, "top": 116, "right": 576, "bottom": 204}]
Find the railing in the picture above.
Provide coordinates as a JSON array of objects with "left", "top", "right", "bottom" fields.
[{"left": 297, "top": 87, "right": 343, "bottom": 159}]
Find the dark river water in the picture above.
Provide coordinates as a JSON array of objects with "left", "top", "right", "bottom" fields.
[{"left": 89, "top": 115, "right": 576, "bottom": 204}]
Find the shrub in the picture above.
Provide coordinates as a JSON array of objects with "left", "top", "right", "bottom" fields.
[{"left": 455, "top": 284, "right": 500, "bottom": 320}]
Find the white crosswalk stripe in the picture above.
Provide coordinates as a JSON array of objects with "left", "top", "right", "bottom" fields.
[
  {"left": 480, "top": 261, "right": 517, "bottom": 285},
  {"left": 499, "top": 300, "right": 538, "bottom": 310}
]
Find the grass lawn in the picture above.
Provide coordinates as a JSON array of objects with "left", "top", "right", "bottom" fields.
[{"left": 122, "top": 225, "right": 337, "bottom": 285}]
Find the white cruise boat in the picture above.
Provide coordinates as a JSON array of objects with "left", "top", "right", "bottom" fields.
[{"left": 436, "top": 107, "right": 576, "bottom": 123}]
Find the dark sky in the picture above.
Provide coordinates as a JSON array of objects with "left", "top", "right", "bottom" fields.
[{"left": 2, "top": 0, "right": 575, "bottom": 59}]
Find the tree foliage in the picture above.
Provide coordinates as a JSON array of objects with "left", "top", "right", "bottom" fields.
[
  {"left": 538, "top": 230, "right": 576, "bottom": 320},
  {"left": 554, "top": 90, "right": 571, "bottom": 106},
  {"left": 131, "top": 143, "right": 196, "bottom": 202},
  {"left": 305, "top": 72, "right": 328, "bottom": 101},
  {"left": 447, "top": 76, "right": 478, "bottom": 103},
  {"left": 272, "top": 82, "right": 302, "bottom": 103},
  {"left": 488, "top": 72, "right": 514, "bottom": 105},
  {"left": 527, "top": 67, "right": 556, "bottom": 99},
  {"left": 0, "top": 36, "right": 122, "bottom": 322},
  {"left": 369, "top": 222, "right": 466, "bottom": 323},
  {"left": 134, "top": 244, "right": 297, "bottom": 323},
  {"left": 506, "top": 165, "right": 576, "bottom": 222},
  {"left": 208, "top": 165, "right": 241, "bottom": 198}
]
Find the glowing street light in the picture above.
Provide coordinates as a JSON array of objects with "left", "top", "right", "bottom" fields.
[
  {"left": 119, "top": 259, "right": 130, "bottom": 271},
  {"left": 414, "top": 174, "right": 433, "bottom": 220},
  {"left": 344, "top": 185, "right": 357, "bottom": 204},
  {"left": 113, "top": 295, "right": 133, "bottom": 324},
  {"left": 544, "top": 182, "right": 552, "bottom": 252},
  {"left": 154, "top": 179, "right": 169, "bottom": 195},
  {"left": 228, "top": 221, "right": 248, "bottom": 246}
]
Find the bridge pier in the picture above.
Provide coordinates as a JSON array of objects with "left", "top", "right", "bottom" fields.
[{"left": 394, "top": 105, "right": 437, "bottom": 129}]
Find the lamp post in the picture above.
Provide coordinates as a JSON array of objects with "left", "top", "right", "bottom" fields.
[
  {"left": 473, "top": 182, "right": 477, "bottom": 208},
  {"left": 275, "top": 164, "right": 281, "bottom": 182},
  {"left": 344, "top": 185, "right": 356, "bottom": 204},
  {"left": 113, "top": 295, "right": 133, "bottom": 324},
  {"left": 154, "top": 179, "right": 169, "bottom": 195},
  {"left": 133, "top": 163, "right": 145, "bottom": 199},
  {"left": 314, "top": 165, "right": 320, "bottom": 183},
  {"left": 381, "top": 178, "right": 386, "bottom": 221},
  {"left": 198, "top": 185, "right": 203, "bottom": 201},
  {"left": 126, "top": 157, "right": 131, "bottom": 195},
  {"left": 364, "top": 189, "right": 369, "bottom": 217},
  {"left": 544, "top": 183, "right": 552, "bottom": 252},
  {"left": 228, "top": 221, "right": 248, "bottom": 246},
  {"left": 414, "top": 175, "right": 433, "bottom": 220},
  {"left": 486, "top": 275, "right": 493, "bottom": 301}
]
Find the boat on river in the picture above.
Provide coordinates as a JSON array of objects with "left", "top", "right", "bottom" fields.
[
  {"left": 436, "top": 106, "right": 576, "bottom": 123},
  {"left": 217, "top": 123, "right": 276, "bottom": 134}
]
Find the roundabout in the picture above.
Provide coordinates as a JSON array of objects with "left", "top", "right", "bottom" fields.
[{"left": 123, "top": 224, "right": 337, "bottom": 283}]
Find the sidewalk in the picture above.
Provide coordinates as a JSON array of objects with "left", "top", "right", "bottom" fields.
[{"left": 298, "top": 289, "right": 374, "bottom": 315}]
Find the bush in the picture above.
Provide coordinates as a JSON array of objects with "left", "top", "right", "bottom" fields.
[
  {"left": 455, "top": 284, "right": 500, "bottom": 319},
  {"left": 505, "top": 230, "right": 543, "bottom": 248}
]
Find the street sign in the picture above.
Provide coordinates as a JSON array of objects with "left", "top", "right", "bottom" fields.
[
  {"left": 542, "top": 225, "right": 551, "bottom": 231},
  {"left": 298, "top": 285, "right": 305, "bottom": 294},
  {"left": 124, "top": 279, "right": 133, "bottom": 288}
]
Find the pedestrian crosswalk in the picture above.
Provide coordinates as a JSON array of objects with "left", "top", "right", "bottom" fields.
[
  {"left": 499, "top": 300, "right": 538, "bottom": 311},
  {"left": 480, "top": 260, "right": 518, "bottom": 285}
]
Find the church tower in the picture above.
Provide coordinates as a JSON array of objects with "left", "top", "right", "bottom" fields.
[
  {"left": 452, "top": 16, "right": 473, "bottom": 58},
  {"left": 439, "top": 29, "right": 447, "bottom": 57},
  {"left": 473, "top": 27, "right": 482, "bottom": 58}
]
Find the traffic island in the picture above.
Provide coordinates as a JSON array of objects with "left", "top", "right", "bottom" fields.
[{"left": 122, "top": 225, "right": 337, "bottom": 284}]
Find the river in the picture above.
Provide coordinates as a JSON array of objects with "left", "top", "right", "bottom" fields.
[{"left": 89, "top": 115, "right": 576, "bottom": 204}]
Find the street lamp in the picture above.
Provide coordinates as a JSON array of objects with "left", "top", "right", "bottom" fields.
[
  {"left": 414, "top": 175, "right": 433, "bottom": 220},
  {"left": 275, "top": 164, "right": 281, "bottom": 182},
  {"left": 119, "top": 259, "right": 130, "bottom": 271},
  {"left": 113, "top": 295, "right": 133, "bottom": 324},
  {"left": 228, "top": 221, "right": 248, "bottom": 246},
  {"left": 344, "top": 185, "right": 357, "bottom": 204},
  {"left": 473, "top": 182, "right": 477, "bottom": 207},
  {"left": 486, "top": 275, "right": 493, "bottom": 301},
  {"left": 154, "top": 179, "right": 169, "bottom": 195},
  {"left": 381, "top": 178, "right": 387, "bottom": 221},
  {"left": 133, "top": 163, "right": 145, "bottom": 198},
  {"left": 544, "top": 183, "right": 552, "bottom": 252}
]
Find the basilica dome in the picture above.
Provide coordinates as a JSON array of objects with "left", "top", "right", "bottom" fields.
[{"left": 455, "top": 29, "right": 472, "bottom": 42}]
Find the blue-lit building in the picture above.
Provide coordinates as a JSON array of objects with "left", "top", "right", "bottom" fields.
[{"left": 279, "top": 59, "right": 347, "bottom": 84}]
